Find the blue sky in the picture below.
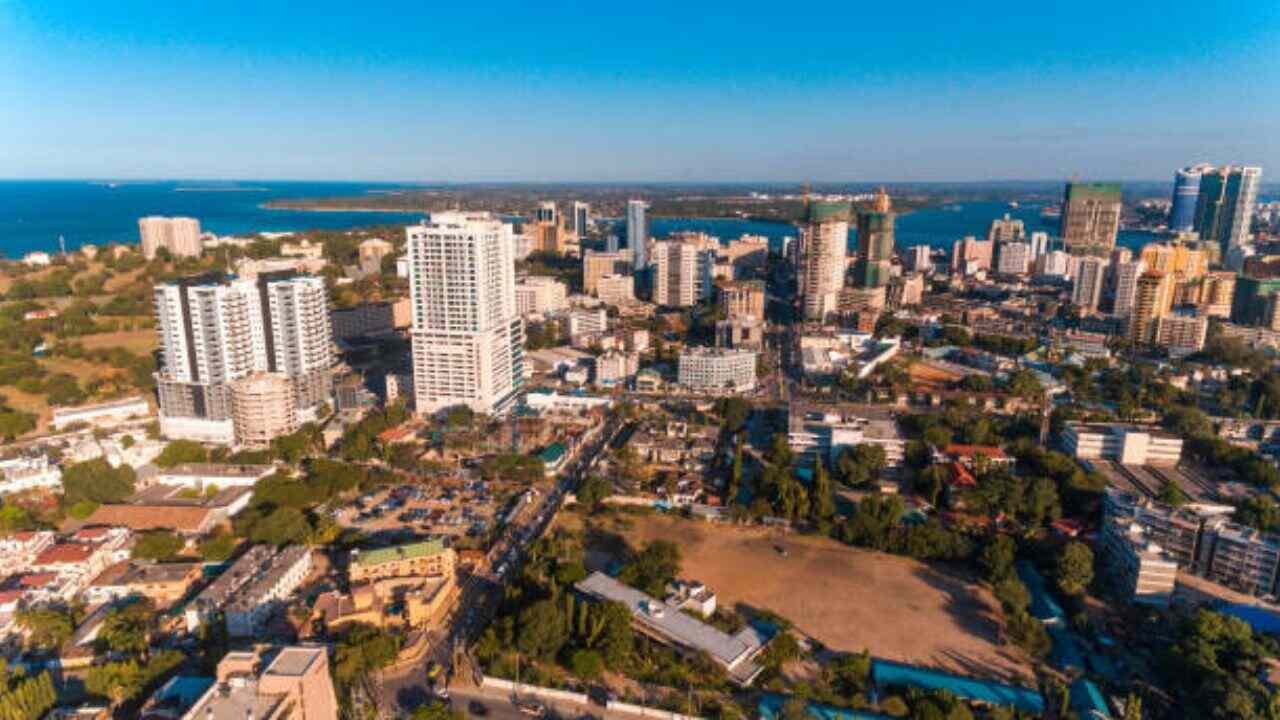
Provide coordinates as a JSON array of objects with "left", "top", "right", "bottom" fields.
[{"left": 2, "top": 0, "right": 1277, "bottom": 182}]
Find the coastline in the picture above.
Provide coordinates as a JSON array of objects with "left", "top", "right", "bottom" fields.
[{"left": 259, "top": 203, "right": 425, "bottom": 213}]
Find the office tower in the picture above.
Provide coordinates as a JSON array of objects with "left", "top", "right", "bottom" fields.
[
  {"left": 230, "top": 373, "right": 298, "bottom": 449},
  {"left": 139, "top": 216, "right": 202, "bottom": 259},
  {"left": 1129, "top": 272, "right": 1175, "bottom": 344},
  {"left": 626, "top": 200, "right": 650, "bottom": 269},
  {"left": 572, "top": 202, "right": 591, "bottom": 237},
  {"left": 535, "top": 201, "right": 557, "bottom": 224},
  {"left": 1029, "top": 231, "right": 1050, "bottom": 258},
  {"left": 1071, "top": 256, "right": 1109, "bottom": 312},
  {"left": 1195, "top": 165, "right": 1262, "bottom": 254},
  {"left": 1059, "top": 182, "right": 1122, "bottom": 255},
  {"left": 996, "top": 242, "right": 1031, "bottom": 275},
  {"left": 653, "top": 240, "right": 713, "bottom": 307},
  {"left": 1198, "top": 271, "right": 1237, "bottom": 318},
  {"left": 406, "top": 212, "right": 524, "bottom": 416},
  {"left": 951, "top": 236, "right": 993, "bottom": 275},
  {"left": 720, "top": 280, "right": 766, "bottom": 321},
  {"left": 1111, "top": 260, "right": 1147, "bottom": 318},
  {"left": 1170, "top": 165, "right": 1210, "bottom": 232},
  {"left": 798, "top": 201, "right": 851, "bottom": 321},
  {"left": 986, "top": 213, "right": 1026, "bottom": 243},
  {"left": 582, "top": 251, "right": 631, "bottom": 295},
  {"left": 907, "top": 245, "right": 933, "bottom": 273},
  {"left": 854, "top": 188, "right": 895, "bottom": 288},
  {"left": 154, "top": 273, "right": 334, "bottom": 443}
]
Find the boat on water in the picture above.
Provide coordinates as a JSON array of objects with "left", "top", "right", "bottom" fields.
[
  {"left": 1040, "top": 205, "right": 1061, "bottom": 219},
  {"left": 1008, "top": 201, "right": 1019, "bottom": 208}
]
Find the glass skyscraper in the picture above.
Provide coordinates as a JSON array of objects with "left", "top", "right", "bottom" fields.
[
  {"left": 1194, "top": 165, "right": 1262, "bottom": 254},
  {"left": 626, "top": 199, "right": 650, "bottom": 269},
  {"left": 1169, "top": 164, "right": 1209, "bottom": 233}
]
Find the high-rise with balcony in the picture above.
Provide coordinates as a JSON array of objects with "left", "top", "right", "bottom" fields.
[
  {"left": 1129, "top": 271, "right": 1175, "bottom": 344},
  {"left": 1060, "top": 182, "right": 1121, "bottom": 256},
  {"left": 653, "top": 240, "right": 713, "bottom": 307},
  {"left": 154, "top": 272, "right": 334, "bottom": 444},
  {"left": 626, "top": 200, "right": 650, "bottom": 270},
  {"left": 799, "top": 201, "right": 850, "bottom": 321},
  {"left": 986, "top": 213, "right": 1026, "bottom": 243},
  {"left": 1071, "top": 256, "right": 1108, "bottom": 312},
  {"left": 572, "top": 201, "right": 591, "bottom": 237},
  {"left": 1169, "top": 165, "right": 1210, "bottom": 232},
  {"left": 407, "top": 212, "right": 524, "bottom": 416},
  {"left": 1195, "top": 165, "right": 1262, "bottom": 254}
]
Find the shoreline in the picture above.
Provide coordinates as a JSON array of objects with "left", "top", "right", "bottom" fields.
[{"left": 260, "top": 203, "right": 426, "bottom": 213}]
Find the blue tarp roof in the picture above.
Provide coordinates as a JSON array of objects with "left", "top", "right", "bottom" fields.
[
  {"left": 1016, "top": 560, "right": 1065, "bottom": 622},
  {"left": 757, "top": 695, "right": 893, "bottom": 720},
  {"left": 538, "top": 442, "right": 567, "bottom": 463},
  {"left": 871, "top": 659, "right": 1045, "bottom": 714},
  {"left": 1070, "top": 678, "right": 1112, "bottom": 718},
  {"left": 1216, "top": 602, "right": 1280, "bottom": 635}
]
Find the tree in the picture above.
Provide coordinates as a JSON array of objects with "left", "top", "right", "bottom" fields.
[
  {"left": 16, "top": 608, "right": 74, "bottom": 650},
  {"left": 131, "top": 530, "right": 185, "bottom": 562},
  {"left": 835, "top": 444, "right": 886, "bottom": 487},
  {"left": 570, "top": 649, "right": 604, "bottom": 680},
  {"left": 1055, "top": 541, "right": 1094, "bottom": 596},
  {"left": 517, "top": 599, "right": 568, "bottom": 659},
  {"left": 197, "top": 531, "right": 238, "bottom": 562},
  {"left": 61, "top": 459, "right": 135, "bottom": 505},
  {"left": 332, "top": 624, "right": 401, "bottom": 686},
  {"left": 249, "top": 507, "right": 312, "bottom": 546},
  {"left": 0, "top": 670, "right": 57, "bottom": 720},
  {"left": 618, "top": 540, "right": 682, "bottom": 597},
  {"left": 1006, "top": 369, "right": 1043, "bottom": 400},
  {"left": 1159, "top": 481, "right": 1188, "bottom": 508},
  {"left": 99, "top": 599, "right": 154, "bottom": 657},
  {"left": 412, "top": 701, "right": 464, "bottom": 720},
  {"left": 810, "top": 460, "right": 835, "bottom": 524},
  {"left": 717, "top": 398, "right": 752, "bottom": 434},
  {"left": 576, "top": 475, "right": 611, "bottom": 512},
  {"left": 978, "top": 536, "right": 1016, "bottom": 582},
  {"left": 154, "top": 440, "right": 209, "bottom": 468}
]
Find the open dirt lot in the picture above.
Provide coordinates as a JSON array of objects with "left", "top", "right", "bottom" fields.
[
  {"left": 78, "top": 328, "right": 157, "bottom": 355},
  {"left": 597, "top": 513, "right": 1032, "bottom": 683}
]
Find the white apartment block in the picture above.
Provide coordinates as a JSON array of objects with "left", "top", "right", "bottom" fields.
[
  {"left": 596, "top": 274, "right": 635, "bottom": 306},
  {"left": 1102, "top": 519, "right": 1178, "bottom": 606},
  {"left": 678, "top": 348, "right": 757, "bottom": 392},
  {"left": 407, "top": 212, "right": 525, "bottom": 417},
  {"left": 593, "top": 351, "right": 639, "bottom": 388},
  {"left": 799, "top": 207, "right": 849, "bottom": 322},
  {"left": 1155, "top": 312, "right": 1209, "bottom": 357},
  {"left": 1061, "top": 423, "right": 1184, "bottom": 465},
  {"left": 566, "top": 308, "right": 609, "bottom": 339},
  {"left": 154, "top": 273, "right": 334, "bottom": 444},
  {"left": 139, "top": 216, "right": 202, "bottom": 259},
  {"left": 224, "top": 545, "right": 312, "bottom": 637},
  {"left": 1111, "top": 260, "right": 1146, "bottom": 318},
  {"left": 0, "top": 455, "right": 62, "bottom": 495},
  {"left": 995, "top": 242, "right": 1031, "bottom": 275},
  {"left": 653, "top": 240, "right": 713, "bottom": 308},
  {"left": 0, "top": 531, "right": 54, "bottom": 577},
  {"left": 1071, "top": 256, "right": 1108, "bottom": 312},
  {"left": 515, "top": 276, "right": 569, "bottom": 316}
]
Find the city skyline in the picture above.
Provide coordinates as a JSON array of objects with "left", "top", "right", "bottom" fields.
[{"left": 3, "top": 1, "right": 1278, "bottom": 182}]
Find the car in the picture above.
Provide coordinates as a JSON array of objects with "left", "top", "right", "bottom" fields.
[{"left": 468, "top": 701, "right": 489, "bottom": 716}]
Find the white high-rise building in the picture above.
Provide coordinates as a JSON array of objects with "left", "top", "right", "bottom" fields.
[
  {"left": 799, "top": 202, "right": 850, "bottom": 322},
  {"left": 572, "top": 202, "right": 591, "bottom": 237},
  {"left": 1029, "top": 231, "right": 1050, "bottom": 258},
  {"left": 139, "top": 216, "right": 202, "bottom": 259},
  {"left": 626, "top": 200, "right": 650, "bottom": 270},
  {"left": 407, "top": 212, "right": 524, "bottom": 417},
  {"left": 907, "top": 245, "right": 933, "bottom": 273},
  {"left": 1071, "top": 256, "right": 1109, "bottom": 312},
  {"left": 1111, "top": 260, "right": 1147, "bottom": 318},
  {"left": 996, "top": 242, "right": 1031, "bottom": 275},
  {"left": 653, "top": 240, "right": 713, "bottom": 307},
  {"left": 154, "top": 273, "right": 334, "bottom": 443}
]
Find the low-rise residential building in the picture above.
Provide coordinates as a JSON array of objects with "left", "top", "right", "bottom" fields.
[
  {"left": 1201, "top": 521, "right": 1280, "bottom": 598},
  {"left": 593, "top": 351, "right": 639, "bottom": 388},
  {"left": 799, "top": 332, "right": 900, "bottom": 379},
  {"left": 153, "top": 463, "right": 276, "bottom": 491},
  {"left": 179, "top": 646, "right": 338, "bottom": 720},
  {"left": 348, "top": 539, "right": 457, "bottom": 584},
  {"left": 677, "top": 347, "right": 757, "bottom": 392},
  {"left": 185, "top": 544, "right": 277, "bottom": 632},
  {"left": 84, "top": 561, "right": 203, "bottom": 608},
  {"left": 596, "top": 274, "right": 635, "bottom": 306},
  {"left": 51, "top": 396, "right": 151, "bottom": 430},
  {"left": 225, "top": 545, "right": 312, "bottom": 637},
  {"left": 788, "top": 406, "right": 906, "bottom": 467},
  {"left": 576, "top": 572, "right": 764, "bottom": 686},
  {"left": 565, "top": 308, "right": 609, "bottom": 340},
  {"left": 1061, "top": 423, "right": 1184, "bottom": 465},
  {"left": 515, "top": 276, "right": 569, "bottom": 316},
  {"left": 1155, "top": 311, "right": 1209, "bottom": 356},
  {"left": 0, "top": 455, "right": 62, "bottom": 495},
  {"left": 85, "top": 485, "right": 253, "bottom": 537},
  {"left": 1101, "top": 518, "right": 1178, "bottom": 606},
  {"left": 0, "top": 530, "right": 55, "bottom": 577}
]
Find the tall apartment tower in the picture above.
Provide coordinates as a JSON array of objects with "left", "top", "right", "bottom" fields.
[
  {"left": 154, "top": 273, "right": 333, "bottom": 443},
  {"left": 1059, "top": 182, "right": 1122, "bottom": 256},
  {"left": 854, "top": 188, "right": 895, "bottom": 288},
  {"left": 653, "top": 240, "right": 712, "bottom": 307},
  {"left": 1071, "top": 256, "right": 1109, "bottom": 312},
  {"left": 1169, "top": 165, "right": 1210, "bottom": 233},
  {"left": 572, "top": 202, "right": 591, "bottom": 237},
  {"left": 1195, "top": 165, "right": 1262, "bottom": 254},
  {"left": 798, "top": 201, "right": 850, "bottom": 322},
  {"left": 986, "top": 213, "right": 1026, "bottom": 243},
  {"left": 1111, "top": 260, "right": 1147, "bottom": 318},
  {"left": 626, "top": 200, "right": 650, "bottom": 270},
  {"left": 406, "top": 212, "right": 524, "bottom": 417},
  {"left": 139, "top": 216, "right": 202, "bottom": 259},
  {"left": 1029, "top": 231, "right": 1050, "bottom": 258},
  {"left": 1129, "top": 272, "right": 1175, "bottom": 344}
]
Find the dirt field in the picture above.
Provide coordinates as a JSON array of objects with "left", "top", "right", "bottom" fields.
[
  {"left": 597, "top": 513, "right": 1032, "bottom": 683},
  {"left": 78, "top": 328, "right": 157, "bottom": 355}
]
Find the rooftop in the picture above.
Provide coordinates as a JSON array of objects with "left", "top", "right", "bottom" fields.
[
  {"left": 265, "top": 646, "right": 325, "bottom": 677},
  {"left": 351, "top": 539, "right": 448, "bottom": 569},
  {"left": 84, "top": 504, "right": 216, "bottom": 534},
  {"left": 34, "top": 543, "right": 94, "bottom": 565},
  {"left": 158, "top": 463, "right": 275, "bottom": 479}
]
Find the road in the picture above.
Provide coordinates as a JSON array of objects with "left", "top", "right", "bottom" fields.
[{"left": 378, "top": 412, "right": 624, "bottom": 717}]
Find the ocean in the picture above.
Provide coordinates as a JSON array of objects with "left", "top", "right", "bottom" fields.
[{"left": 0, "top": 180, "right": 1157, "bottom": 259}]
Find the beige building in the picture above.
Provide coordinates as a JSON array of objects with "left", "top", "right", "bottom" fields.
[
  {"left": 596, "top": 274, "right": 635, "bottom": 306},
  {"left": 719, "top": 280, "right": 765, "bottom": 321},
  {"left": 1129, "top": 271, "right": 1175, "bottom": 344},
  {"left": 180, "top": 646, "right": 339, "bottom": 720},
  {"left": 888, "top": 273, "right": 925, "bottom": 307},
  {"left": 1155, "top": 312, "right": 1209, "bottom": 356},
  {"left": 1140, "top": 242, "right": 1207, "bottom": 280},
  {"left": 653, "top": 240, "right": 711, "bottom": 308},
  {"left": 139, "top": 216, "right": 202, "bottom": 259},
  {"left": 515, "top": 276, "right": 569, "bottom": 316},
  {"left": 281, "top": 239, "right": 325, "bottom": 260},
  {"left": 1198, "top": 271, "right": 1237, "bottom": 318},
  {"left": 583, "top": 251, "right": 631, "bottom": 295},
  {"left": 230, "top": 373, "right": 298, "bottom": 449},
  {"left": 718, "top": 235, "right": 769, "bottom": 276},
  {"left": 348, "top": 539, "right": 457, "bottom": 584},
  {"left": 799, "top": 202, "right": 850, "bottom": 321},
  {"left": 1060, "top": 182, "right": 1121, "bottom": 255},
  {"left": 358, "top": 238, "right": 395, "bottom": 275}
]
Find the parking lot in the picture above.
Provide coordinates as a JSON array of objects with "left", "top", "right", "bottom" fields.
[{"left": 333, "top": 481, "right": 502, "bottom": 541}]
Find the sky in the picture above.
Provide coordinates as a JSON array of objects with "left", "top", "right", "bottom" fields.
[{"left": 1, "top": 1, "right": 1278, "bottom": 183}]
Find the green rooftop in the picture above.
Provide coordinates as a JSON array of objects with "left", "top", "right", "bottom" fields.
[
  {"left": 539, "top": 442, "right": 567, "bottom": 464},
  {"left": 353, "top": 539, "right": 448, "bottom": 568},
  {"left": 806, "top": 201, "right": 852, "bottom": 223}
]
